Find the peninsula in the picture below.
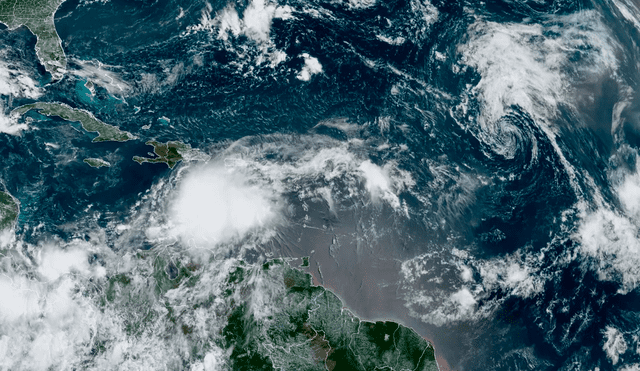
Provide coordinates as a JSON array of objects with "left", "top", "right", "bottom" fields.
[{"left": 0, "top": 0, "right": 67, "bottom": 80}]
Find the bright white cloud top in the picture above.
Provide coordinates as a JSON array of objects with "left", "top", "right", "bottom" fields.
[{"left": 170, "top": 165, "right": 281, "bottom": 247}]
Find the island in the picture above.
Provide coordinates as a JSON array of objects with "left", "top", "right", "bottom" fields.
[
  {"left": 83, "top": 158, "right": 110, "bottom": 168},
  {"left": 84, "top": 80, "right": 95, "bottom": 96},
  {"left": 133, "top": 140, "right": 190, "bottom": 168},
  {"left": 12, "top": 102, "right": 136, "bottom": 142},
  {"left": 0, "top": 0, "right": 67, "bottom": 80},
  {"left": 0, "top": 191, "right": 18, "bottom": 230}
]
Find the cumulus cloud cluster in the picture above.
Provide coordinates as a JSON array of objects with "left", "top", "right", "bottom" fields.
[
  {"left": 0, "top": 57, "right": 43, "bottom": 135},
  {"left": 401, "top": 247, "right": 545, "bottom": 326},
  {"left": 187, "top": 0, "right": 326, "bottom": 79},
  {"left": 70, "top": 59, "right": 131, "bottom": 96},
  {"left": 296, "top": 53, "right": 323, "bottom": 81},
  {"left": 455, "top": 10, "right": 622, "bottom": 198},
  {"left": 0, "top": 241, "right": 100, "bottom": 370},
  {"left": 458, "top": 10, "right": 619, "bottom": 129},
  {"left": 0, "top": 60, "right": 41, "bottom": 100},
  {"left": 169, "top": 164, "right": 282, "bottom": 247},
  {"left": 158, "top": 135, "right": 414, "bottom": 251},
  {"left": 187, "top": 0, "right": 292, "bottom": 68},
  {"left": 603, "top": 326, "right": 628, "bottom": 365},
  {"left": 0, "top": 230, "right": 240, "bottom": 370},
  {"left": 574, "top": 159, "right": 640, "bottom": 294}
]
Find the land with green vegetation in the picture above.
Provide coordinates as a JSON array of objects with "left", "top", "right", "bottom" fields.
[
  {"left": 224, "top": 260, "right": 439, "bottom": 371},
  {"left": 98, "top": 254, "right": 439, "bottom": 370},
  {"left": 83, "top": 158, "right": 110, "bottom": 168},
  {"left": 133, "top": 140, "right": 190, "bottom": 168},
  {"left": 13, "top": 102, "right": 135, "bottom": 142},
  {"left": 0, "top": 0, "right": 67, "bottom": 80},
  {"left": 0, "top": 191, "right": 18, "bottom": 230}
]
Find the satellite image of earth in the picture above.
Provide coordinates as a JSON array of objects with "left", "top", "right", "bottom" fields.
[{"left": 2, "top": 0, "right": 640, "bottom": 369}]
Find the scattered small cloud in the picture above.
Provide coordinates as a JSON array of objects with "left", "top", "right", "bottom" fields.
[{"left": 296, "top": 53, "right": 322, "bottom": 81}]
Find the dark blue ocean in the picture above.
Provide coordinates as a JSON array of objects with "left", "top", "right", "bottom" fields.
[{"left": 1, "top": 0, "right": 640, "bottom": 369}]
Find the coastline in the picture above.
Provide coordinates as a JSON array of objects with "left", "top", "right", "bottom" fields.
[{"left": 308, "top": 264, "right": 451, "bottom": 371}]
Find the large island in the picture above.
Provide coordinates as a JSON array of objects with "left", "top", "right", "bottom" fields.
[
  {"left": 133, "top": 140, "right": 191, "bottom": 168},
  {"left": 12, "top": 102, "right": 136, "bottom": 142}
]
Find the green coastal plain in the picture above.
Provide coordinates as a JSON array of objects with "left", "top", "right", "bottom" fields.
[
  {"left": 0, "top": 191, "right": 18, "bottom": 230},
  {"left": 0, "top": 0, "right": 67, "bottom": 80},
  {"left": 133, "top": 140, "right": 190, "bottom": 168},
  {"left": 13, "top": 102, "right": 136, "bottom": 142}
]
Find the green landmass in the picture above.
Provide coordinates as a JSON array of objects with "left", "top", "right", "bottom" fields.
[
  {"left": 12, "top": 102, "right": 135, "bottom": 142},
  {"left": 133, "top": 140, "right": 190, "bottom": 168},
  {"left": 0, "top": 0, "right": 67, "bottom": 80},
  {"left": 83, "top": 158, "right": 110, "bottom": 168},
  {"left": 0, "top": 191, "right": 18, "bottom": 230},
  {"left": 224, "top": 261, "right": 439, "bottom": 371},
  {"left": 99, "top": 255, "right": 439, "bottom": 370}
]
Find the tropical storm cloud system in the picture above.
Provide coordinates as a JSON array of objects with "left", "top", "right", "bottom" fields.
[{"left": 1, "top": 0, "right": 640, "bottom": 369}]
